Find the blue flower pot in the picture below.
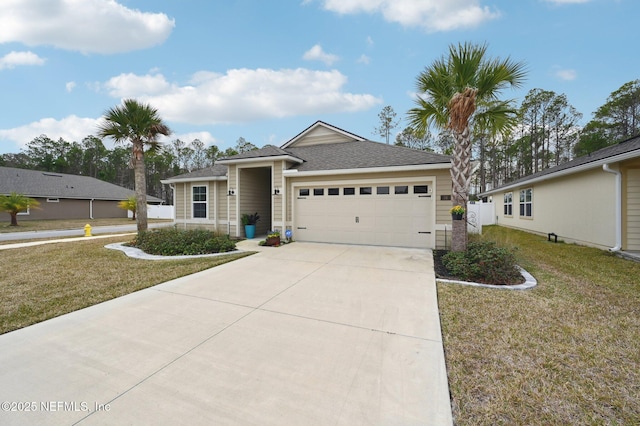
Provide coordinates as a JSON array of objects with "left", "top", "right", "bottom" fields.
[{"left": 245, "top": 224, "right": 256, "bottom": 239}]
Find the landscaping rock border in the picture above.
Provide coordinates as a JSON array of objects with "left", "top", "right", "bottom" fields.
[
  {"left": 105, "top": 242, "right": 245, "bottom": 260},
  {"left": 437, "top": 266, "right": 537, "bottom": 290}
]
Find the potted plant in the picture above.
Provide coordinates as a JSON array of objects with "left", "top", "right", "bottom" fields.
[
  {"left": 265, "top": 230, "right": 281, "bottom": 246},
  {"left": 450, "top": 205, "right": 465, "bottom": 221},
  {"left": 241, "top": 212, "right": 260, "bottom": 239}
]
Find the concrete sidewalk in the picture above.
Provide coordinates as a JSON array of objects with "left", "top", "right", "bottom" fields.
[{"left": 0, "top": 242, "right": 452, "bottom": 425}]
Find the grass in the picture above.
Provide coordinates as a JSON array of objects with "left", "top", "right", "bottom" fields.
[
  {"left": 438, "top": 226, "right": 640, "bottom": 425},
  {"left": 0, "top": 217, "right": 172, "bottom": 233},
  {"left": 0, "top": 236, "right": 253, "bottom": 335}
]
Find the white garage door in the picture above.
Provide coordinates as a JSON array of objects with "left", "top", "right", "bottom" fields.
[{"left": 294, "top": 182, "right": 434, "bottom": 248}]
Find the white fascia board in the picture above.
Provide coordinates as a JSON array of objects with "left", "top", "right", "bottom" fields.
[
  {"left": 481, "top": 149, "right": 640, "bottom": 196},
  {"left": 283, "top": 163, "right": 451, "bottom": 177},
  {"left": 161, "top": 176, "right": 227, "bottom": 184},
  {"left": 217, "top": 155, "right": 303, "bottom": 165}
]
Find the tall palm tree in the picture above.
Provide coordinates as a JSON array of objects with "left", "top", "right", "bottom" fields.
[
  {"left": 0, "top": 192, "right": 41, "bottom": 226},
  {"left": 98, "top": 99, "right": 171, "bottom": 233},
  {"left": 408, "top": 42, "right": 526, "bottom": 251}
]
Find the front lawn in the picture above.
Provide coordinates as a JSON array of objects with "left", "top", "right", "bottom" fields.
[
  {"left": 438, "top": 226, "right": 640, "bottom": 425},
  {"left": 0, "top": 236, "right": 252, "bottom": 334},
  {"left": 0, "top": 217, "right": 172, "bottom": 233}
]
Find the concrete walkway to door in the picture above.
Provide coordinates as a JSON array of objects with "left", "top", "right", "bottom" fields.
[{"left": 0, "top": 242, "right": 452, "bottom": 425}]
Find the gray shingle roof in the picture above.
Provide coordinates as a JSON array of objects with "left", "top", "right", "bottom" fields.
[
  {"left": 219, "top": 145, "right": 294, "bottom": 161},
  {"left": 0, "top": 167, "right": 162, "bottom": 202},
  {"left": 165, "top": 163, "right": 228, "bottom": 180},
  {"left": 481, "top": 134, "right": 640, "bottom": 195},
  {"left": 287, "top": 140, "right": 451, "bottom": 171}
]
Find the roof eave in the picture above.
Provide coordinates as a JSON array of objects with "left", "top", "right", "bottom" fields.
[
  {"left": 283, "top": 162, "right": 451, "bottom": 177},
  {"left": 161, "top": 176, "right": 228, "bottom": 184}
]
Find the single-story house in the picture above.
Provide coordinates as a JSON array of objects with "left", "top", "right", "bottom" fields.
[
  {"left": 480, "top": 134, "right": 640, "bottom": 253},
  {"left": 0, "top": 166, "right": 162, "bottom": 221},
  {"left": 162, "top": 121, "right": 455, "bottom": 249}
]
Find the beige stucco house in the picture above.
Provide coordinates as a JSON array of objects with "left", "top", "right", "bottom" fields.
[
  {"left": 162, "top": 121, "right": 455, "bottom": 249},
  {"left": 480, "top": 135, "right": 640, "bottom": 253}
]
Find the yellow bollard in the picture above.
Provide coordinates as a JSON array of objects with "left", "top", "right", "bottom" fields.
[{"left": 84, "top": 224, "right": 92, "bottom": 237}]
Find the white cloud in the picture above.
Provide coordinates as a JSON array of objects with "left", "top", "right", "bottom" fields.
[
  {"left": 366, "top": 36, "right": 374, "bottom": 46},
  {"left": 319, "top": 0, "right": 500, "bottom": 32},
  {"left": 0, "top": 115, "right": 101, "bottom": 148},
  {"left": 357, "top": 54, "right": 371, "bottom": 64},
  {"left": 168, "top": 131, "right": 217, "bottom": 146},
  {"left": 102, "top": 68, "right": 382, "bottom": 125},
  {"left": 0, "top": 0, "right": 175, "bottom": 54},
  {"left": 303, "top": 44, "right": 339, "bottom": 66},
  {"left": 555, "top": 68, "right": 577, "bottom": 81},
  {"left": 65, "top": 81, "right": 77, "bottom": 92},
  {"left": 0, "top": 51, "right": 45, "bottom": 70}
]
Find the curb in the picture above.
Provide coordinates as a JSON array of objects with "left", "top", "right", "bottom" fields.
[
  {"left": 105, "top": 242, "right": 247, "bottom": 260},
  {"left": 437, "top": 266, "right": 537, "bottom": 290}
]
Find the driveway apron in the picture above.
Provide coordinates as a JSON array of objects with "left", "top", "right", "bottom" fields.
[{"left": 0, "top": 242, "right": 452, "bottom": 425}]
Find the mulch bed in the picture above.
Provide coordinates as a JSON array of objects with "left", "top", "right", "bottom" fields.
[{"left": 433, "top": 250, "right": 459, "bottom": 280}]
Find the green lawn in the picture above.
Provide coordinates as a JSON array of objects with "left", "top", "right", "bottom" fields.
[
  {"left": 438, "top": 226, "right": 640, "bottom": 425},
  {"left": 0, "top": 236, "right": 252, "bottom": 334}
]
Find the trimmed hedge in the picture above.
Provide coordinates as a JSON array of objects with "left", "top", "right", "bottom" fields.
[
  {"left": 442, "top": 241, "right": 522, "bottom": 285},
  {"left": 131, "top": 228, "right": 236, "bottom": 256}
]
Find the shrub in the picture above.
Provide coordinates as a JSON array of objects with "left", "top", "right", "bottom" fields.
[
  {"left": 442, "top": 241, "right": 522, "bottom": 285},
  {"left": 131, "top": 228, "right": 236, "bottom": 256}
]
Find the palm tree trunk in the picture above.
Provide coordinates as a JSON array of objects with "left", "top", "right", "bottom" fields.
[
  {"left": 10, "top": 212, "right": 18, "bottom": 226},
  {"left": 450, "top": 127, "right": 471, "bottom": 252},
  {"left": 133, "top": 143, "right": 148, "bottom": 234}
]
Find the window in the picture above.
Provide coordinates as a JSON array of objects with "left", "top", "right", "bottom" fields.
[
  {"left": 299, "top": 189, "right": 310, "bottom": 196},
  {"left": 343, "top": 187, "right": 355, "bottom": 195},
  {"left": 519, "top": 189, "right": 533, "bottom": 217},
  {"left": 360, "top": 187, "right": 372, "bottom": 195},
  {"left": 394, "top": 186, "right": 409, "bottom": 194},
  {"left": 504, "top": 192, "right": 513, "bottom": 216},
  {"left": 414, "top": 185, "right": 428, "bottom": 194},
  {"left": 313, "top": 188, "right": 324, "bottom": 196},
  {"left": 192, "top": 186, "right": 207, "bottom": 218},
  {"left": 46, "top": 198, "right": 59, "bottom": 203},
  {"left": 328, "top": 188, "right": 339, "bottom": 196},
  {"left": 377, "top": 186, "right": 389, "bottom": 195}
]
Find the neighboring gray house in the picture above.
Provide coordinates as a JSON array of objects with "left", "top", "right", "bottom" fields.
[{"left": 0, "top": 166, "right": 162, "bottom": 221}]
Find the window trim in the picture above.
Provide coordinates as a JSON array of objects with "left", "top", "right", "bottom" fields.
[
  {"left": 504, "top": 192, "right": 513, "bottom": 216},
  {"left": 192, "top": 184, "right": 208, "bottom": 219},
  {"left": 519, "top": 188, "right": 533, "bottom": 218}
]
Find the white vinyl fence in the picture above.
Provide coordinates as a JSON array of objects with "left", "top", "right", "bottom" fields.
[
  {"left": 466, "top": 202, "right": 496, "bottom": 234},
  {"left": 128, "top": 204, "right": 174, "bottom": 220}
]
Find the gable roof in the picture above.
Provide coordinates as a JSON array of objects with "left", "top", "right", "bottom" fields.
[
  {"left": 281, "top": 121, "right": 366, "bottom": 148},
  {"left": 161, "top": 163, "right": 228, "bottom": 183},
  {"left": 481, "top": 134, "right": 640, "bottom": 196},
  {"left": 0, "top": 166, "right": 162, "bottom": 202}
]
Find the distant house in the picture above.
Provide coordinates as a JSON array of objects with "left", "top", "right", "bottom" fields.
[
  {"left": 0, "top": 166, "right": 162, "bottom": 221},
  {"left": 162, "top": 121, "right": 455, "bottom": 249},
  {"left": 480, "top": 135, "right": 640, "bottom": 253}
]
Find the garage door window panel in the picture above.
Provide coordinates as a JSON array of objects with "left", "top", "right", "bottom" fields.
[
  {"left": 377, "top": 186, "right": 390, "bottom": 195},
  {"left": 395, "top": 186, "right": 409, "bottom": 194}
]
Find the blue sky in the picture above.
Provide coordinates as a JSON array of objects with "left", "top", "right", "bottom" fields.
[{"left": 0, "top": 0, "right": 638, "bottom": 156}]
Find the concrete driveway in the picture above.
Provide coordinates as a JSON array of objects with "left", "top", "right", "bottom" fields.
[{"left": 0, "top": 242, "right": 452, "bottom": 425}]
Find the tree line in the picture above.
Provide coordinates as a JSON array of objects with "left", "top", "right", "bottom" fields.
[
  {"left": 0, "top": 134, "right": 257, "bottom": 204},
  {"left": 390, "top": 79, "right": 640, "bottom": 194}
]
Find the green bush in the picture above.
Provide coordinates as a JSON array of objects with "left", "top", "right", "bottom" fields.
[
  {"left": 442, "top": 241, "right": 522, "bottom": 285},
  {"left": 131, "top": 228, "right": 236, "bottom": 256}
]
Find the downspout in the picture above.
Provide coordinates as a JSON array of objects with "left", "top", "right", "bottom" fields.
[
  {"left": 90, "top": 199, "right": 94, "bottom": 219},
  {"left": 602, "top": 163, "right": 622, "bottom": 252}
]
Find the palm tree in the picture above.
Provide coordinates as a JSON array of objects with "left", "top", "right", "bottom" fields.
[
  {"left": 408, "top": 42, "right": 526, "bottom": 251},
  {"left": 0, "top": 192, "right": 41, "bottom": 226},
  {"left": 98, "top": 99, "right": 171, "bottom": 233},
  {"left": 118, "top": 196, "right": 137, "bottom": 220}
]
